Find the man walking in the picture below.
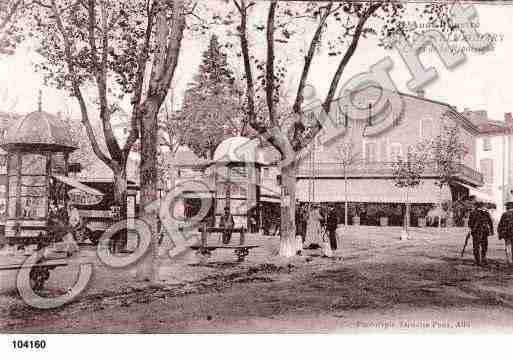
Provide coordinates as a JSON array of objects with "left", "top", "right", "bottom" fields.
[
  {"left": 497, "top": 202, "right": 513, "bottom": 266},
  {"left": 326, "top": 205, "right": 339, "bottom": 251},
  {"left": 220, "top": 206, "right": 234, "bottom": 244},
  {"left": 468, "top": 202, "right": 494, "bottom": 266}
]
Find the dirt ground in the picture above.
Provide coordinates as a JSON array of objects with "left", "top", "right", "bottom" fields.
[{"left": 2, "top": 226, "right": 513, "bottom": 333}]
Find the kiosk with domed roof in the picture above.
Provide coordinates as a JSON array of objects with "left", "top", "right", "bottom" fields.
[
  {"left": 0, "top": 100, "right": 102, "bottom": 248},
  {"left": 212, "top": 136, "right": 267, "bottom": 228}
]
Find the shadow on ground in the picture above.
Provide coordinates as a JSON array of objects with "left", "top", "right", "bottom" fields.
[{"left": 4, "top": 251, "right": 513, "bottom": 333}]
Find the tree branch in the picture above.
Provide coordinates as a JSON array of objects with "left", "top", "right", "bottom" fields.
[
  {"left": 0, "top": 0, "right": 23, "bottom": 32},
  {"left": 323, "top": 1, "right": 382, "bottom": 114},
  {"left": 160, "top": 0, "right": 186, "bottom": 92},
  {"left": 30, "top": 0, "right": 51, "bottom": 9},
  {"left": 49, "top": 0, "right": 112, "bottom": 168},
  {"left": 232, "top": 0, "right": 242, "bottom": 14},
  {"left": 87, "top": 0, "right": 123, "bottom": 164},
  {"left": 125, "top": 0, "right": 155, "bottom": 158},
  {"left": 293, "top": 2, "right": 333, "bottom": 114},
  {"left": 233, "top": 0, "right": 285, "bottom": 157},
  {"left": 236, "top": 0, "right": 255, "bottom": 137},
  {"left": 147, "top": 0, "right": 173, "bottom": 99}
]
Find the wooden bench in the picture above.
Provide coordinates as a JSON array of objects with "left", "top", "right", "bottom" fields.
[
  {"left": 198, "top": 226, "right": 246, "bottom": 242},
  {"left": 0, "top": 258, "right": 69, "bottom": 291},
  {"left": 190, "top": 224, "right": 258, "bottom": 262},
  {"left": 189, "top": 245, "right": 259, "bottom": 262}
]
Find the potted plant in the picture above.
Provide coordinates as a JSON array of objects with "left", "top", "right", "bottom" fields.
[
  {"left": 453, "top": 199, "right": 474, "bottom": 227},
  {"left": 413, "top": 206, "right": 427, "bottom": 227},
  {"left": 378, "top": 206, "right": 389, "bottom": 227},
  {"left": 441, "top": 200, "right": 453, "bottom": 227},
  {"left": 367, "top": 204, "right": 378, "bottom": 226},
  {"left": 352, "top": 204, "right": 361, "bottom": 226}
]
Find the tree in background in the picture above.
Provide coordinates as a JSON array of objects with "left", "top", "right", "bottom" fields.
[
  {"left": 28, "top": 0, "right": 144, "bottom": 243},
  {"left": 336, "top": 139, "right": 360, "bottom": 226},
  {"left": 28, "top": 0, "right": 194, "bottom": 282},
  {"left": 0, "top": 0, "right": 24, "bottom": 55},
  {"left": 430, "top": 124, "right": 468, "bottom": 228},
  {"left": 220, "top": 0, "right": 453, "bottom": 256},
  {"left": 392, "top": 143, "right": 428, "bottom": 239},
  {"left": 0, "top": 84, "right": 20, "bottom": 221},
  {"left": 158, "top": 94, "right": 191, "bottom": 192},
  {"left": 182, "top": 34, "right": 243, "bottom": 160},
  {"left": 66, "top": 118, "right": 100, "bottom": 174}
]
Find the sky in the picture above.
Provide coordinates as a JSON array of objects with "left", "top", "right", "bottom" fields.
[{"left": 0, "top": 3, "right": 511, "bottom": 123}]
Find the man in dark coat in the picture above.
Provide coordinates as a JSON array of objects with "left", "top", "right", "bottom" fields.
[
  {"left": 468, "top": 202, "right": 494, "bottom": 266},
  {"left": 497, "top": 202, "right": 513, "bottom": 266},
  {"left": 326, "top": 206, "right": 339, "bottom": 250},
  {"left": 219, "top": 207, "right": 235, "bottom": 244}
]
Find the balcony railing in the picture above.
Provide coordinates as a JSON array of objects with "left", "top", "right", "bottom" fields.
[{"left": 297, "top": 161, "right": 484, "bottom": 186}]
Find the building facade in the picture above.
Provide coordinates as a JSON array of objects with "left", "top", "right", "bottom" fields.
[
  {"left": 295, "top": 86, "right": 483, "bottom": 226},
  {"left": 471, "top": 111, "right": 513, "bottom": 221}
]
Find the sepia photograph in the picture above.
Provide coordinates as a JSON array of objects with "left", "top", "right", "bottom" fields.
[{"left": 1, "top": 0, "right": 513, "bottom": 347}]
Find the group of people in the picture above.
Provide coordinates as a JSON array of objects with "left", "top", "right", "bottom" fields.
[
  {"left": 217, "top": 203, "right": 340, "bottom": 256},
  {"left": 297, "top": 204, "right": 339, "bottom": 256},
  {"left": 46, "top": 200, "right": 82, "bottom": 253},
  {"left": 467, "top": 200, "right": 513, "bottom": 267}
]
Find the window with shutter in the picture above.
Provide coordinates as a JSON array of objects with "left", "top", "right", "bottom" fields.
[
  {"left": 380, "top": 141, "right": 388, "bottom": 162},
  {"left": 483, "top": 138, "right": 492, "bottom": 151},
  {"left": 390, "top": 143, "right": 402, "bottom": 161},
  {"left": 480, "top": 158, "right": 494, "bottom": 184},
  {"left": 365, "top": 142, "right": 377, "bottom": 163}
]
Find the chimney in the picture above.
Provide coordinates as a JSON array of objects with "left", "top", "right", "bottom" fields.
[
  {"left": 505, "top": 112, "right": 513, "bottom": 126},
  {"left": 38, "top": 89, "right": 42, "bottom": 112},
  {"left": 415, "top": 88, "right": 425, "bottom": 98}
]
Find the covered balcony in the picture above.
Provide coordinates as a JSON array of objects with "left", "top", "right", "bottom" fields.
[{"left": 297, "top": 161, "right": 484, "bottom": 188}]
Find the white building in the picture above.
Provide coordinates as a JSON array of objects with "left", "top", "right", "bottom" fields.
[{"left": 470, "top": 110, "right": 513, "bottom": 221}]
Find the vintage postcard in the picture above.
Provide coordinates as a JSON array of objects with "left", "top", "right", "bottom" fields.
[{"left": 1, "top": 0, "right": 513, "bottom": 350}]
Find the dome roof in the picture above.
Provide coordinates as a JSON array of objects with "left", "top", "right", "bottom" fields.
[
  {"left": 213, "top": 136, "right": 267, "bottom": 164},
  {"left": 1, "top": 111, "right": 77, "bottom": 152}
]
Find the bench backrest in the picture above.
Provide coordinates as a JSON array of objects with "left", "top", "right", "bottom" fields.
[{"left": 203, "top": 227, "right": 246, "bottom": 233}]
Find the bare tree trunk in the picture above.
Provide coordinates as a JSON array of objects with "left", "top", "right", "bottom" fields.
[
  {"left": 136, "top": 0, "right": 185, "bottom": 281},
  {"left": 112, "top": 167, "right": 128, "bottom": 251},
  {"left": 136, "top": 101, "right": 161, "bottom": 282},
  {"left": 405, "top": 198, "right": 410, "bottom": 232},
  {"left": 279, "top": 160, "right": 298, "bottom": 257},
  {"left": 344, "top": 168, "right": 348, "bottom": 226},
  {"left": 168, "top": 155, "right": 176, "bottom": 192},
  {"left": 402, "top": 188, "right": 410, "bottom": 240},
  {"left": 439, "top": 185, "right": 443, "bottom": 230}
]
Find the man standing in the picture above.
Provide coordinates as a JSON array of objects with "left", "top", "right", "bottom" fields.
[
  {"left": 497, "top": 202, "right": 513, "bottom": 266},
  {"left": 468, "top": 202, "right": 494, "bottom": 266},
  {"left": 326, "top": 205, "right": 339, "bottom": 251},
  {"left": 219, "top": 207, "right": 234, "bottom": 244}
]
